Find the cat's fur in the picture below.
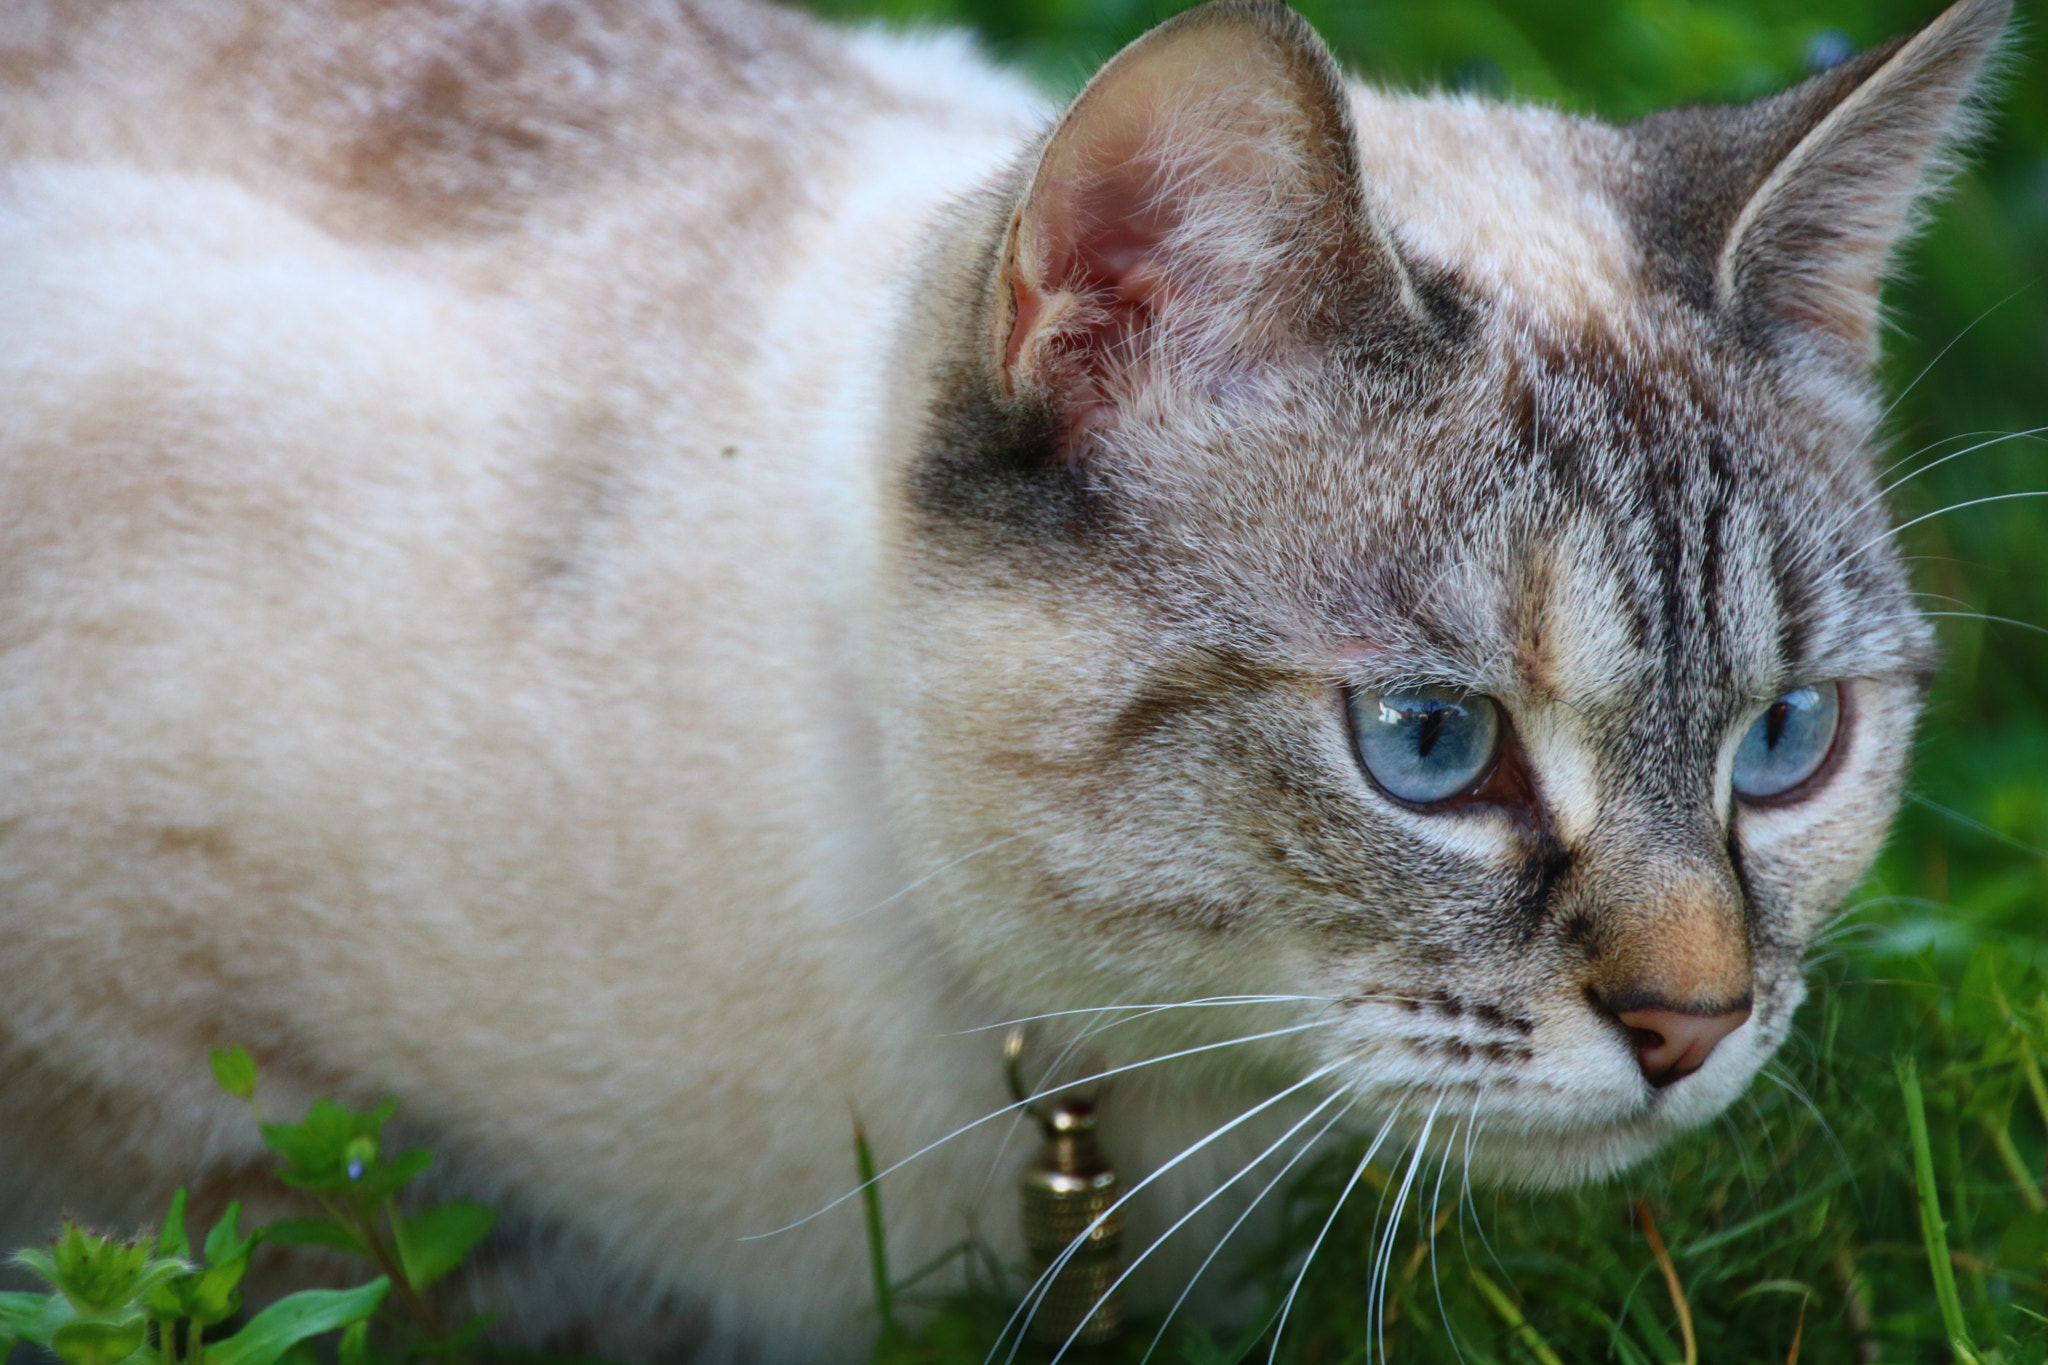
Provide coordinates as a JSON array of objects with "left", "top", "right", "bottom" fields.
[{"left": 0, "top": 0, "right": 2010, "bottom": 1357}]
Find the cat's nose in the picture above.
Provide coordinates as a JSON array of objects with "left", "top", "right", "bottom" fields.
[{"left": 1611, "top": 1002, "right": 1751, "bottom": 1088}]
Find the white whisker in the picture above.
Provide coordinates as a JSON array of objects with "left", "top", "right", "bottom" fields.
[
  {"left": 1908, "top": 791, "right": 2048, "bottom": 861},
  {"left": 1427, "top": 1118, "right": 1471, "bottom": 1365},
  {"left": 1788, "top": 427, "right": 2047, "bottom": 582},
  {"left": 1046, "top": 1085, "right": 1354, "bottom": 1365},
  {"left": 997, "top": 1060, "right": 1349, "bottom": 1364},
  {"left": 1459, "top": 1112, "right": 1510, "bottom": 1286},
  {"left": 948, "top": 995, "right": 1338, "bottom": 1035},
  {"left": 1762, "top": 1063, "right": 1858, "bottom": 1194},
  {"left": 1866, "top": 607, "right": 2048, "bottom": 639},
  {"left": 1266, "top": 1108, "right": 1402, "bottom": 1365},
  {"left": 1843, "top": 489, "right": 2048, "bottom": 567},
  {"left": 1876, "top": 278, "right": 2040, "bottom": 427},
  {"left": 1818, "top": 426, "right": 2048, "bottom": 552},
  {"left": 1373, "top": 1098, "right": 1441, "bottom": 1364},
  {"left": 836, "top": 835, "right": 1025, "bottom": 922},
  {"left": 742, "top": 1017, "right": 1340, "bottom": 1240},
  {"left": 1138, "top": 1097, "right": 1359, "bottom": 1365}
]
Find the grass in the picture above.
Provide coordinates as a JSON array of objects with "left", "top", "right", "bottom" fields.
[
  {"left": 866, "top": 938, "right": 2048, "bottom": 1362},
  {"left": 809, "top": 0, "right": 2048, "bottom": 1359}
]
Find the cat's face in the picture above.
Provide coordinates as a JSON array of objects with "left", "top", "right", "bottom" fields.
[{"left": 883, "top": 0, "right": 1996, "bottom": 1182}]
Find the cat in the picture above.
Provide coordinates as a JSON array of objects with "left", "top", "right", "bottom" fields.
[{"left": 0, "top": 0, "right": 2010, "bottom": 1357}]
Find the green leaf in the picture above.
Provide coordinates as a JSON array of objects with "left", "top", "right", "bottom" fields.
[
  {"left": 186, "top": 1263, "right": 246, "bottom": 1329},
  {"left": 158, "top": 1191, "right": 190, "bottom": 1264},
  {"left": 0, "top": 1295, "right": 45, "bottom": 1339},
  {"left": 203, "top": 1204, "right": 259, "bottom": 1268},
  {"left": 49, "top": 1318, "right": 147, "bottom": 1365},
  {"left": 205, "top": 1280, "right": 389, "bottom": 1365},
  {"left": 210, "top": 1045, "right": 259, "bottom": 1102},
  {"left": 392, "top": 1201, "right": 494, "bottom": 1291},
  {"left": 160, "top": 1203, "right": 262, "bottom": 1327},
  {"left": 261, "top": 1220, "right": 369, "bottom": 1258}
]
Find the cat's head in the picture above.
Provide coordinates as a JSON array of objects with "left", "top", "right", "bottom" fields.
[{"left": 881, "top": 0, "right": 2006, "bottom": 1182}]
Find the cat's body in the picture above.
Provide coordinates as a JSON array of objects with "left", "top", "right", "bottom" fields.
[{"left": 0, "top": 0, "right": 2008, "bottom": 1358}]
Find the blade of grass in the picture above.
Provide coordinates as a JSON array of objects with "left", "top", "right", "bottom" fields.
[
  {"left": 852, "top": 1118, "right": 902, "bottom": 1351},
  {"left": 1468, "top": 1268, "right": 1564, "bottom": 1365},
  {"left": 1982, "top": 1115, "right": 2047, "bottom": 1212},
  {"left": 1634, "top": 1203, "right": 1695, "bottom": 1365},
  {"left": 1898, "top": 1055, "right": 1972, "bottom": 1356}
]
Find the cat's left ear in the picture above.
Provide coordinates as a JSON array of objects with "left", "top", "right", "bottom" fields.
[
  {"left": 1631, "top": 0, "right": 2010, "bottom": 363},
  {"left": 991, "top": 0, "right": 1420, "bottom": 454}
]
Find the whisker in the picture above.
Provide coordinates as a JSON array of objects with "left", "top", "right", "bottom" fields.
[
  {"left": 1871, "top": 426, "right": 2046, "bottom": 516},
  {"left": 1909, "top": 791, "right": 2048, "bottom": 860},
  {"left": 836, "top": 835, "right": 1024, "bottom": 922},
  {"left": 978, "top": 996, "right": 1336, "bottom": 1203},
  {"left": 1761, "top": 1063, "right": 1858, "bottom": 1195},
  {"left": 1876, "top": 277, "right": 2041, "bottom": 427},
  {"left": 1360, "top": 1132, "right": 1410, "bottom": 1365},
  {"left": 1427, "top": 1119, "right": 1471, "bottom": 1365},
  {"left": 1137, "top": 1097, "right": 1359, "bottom": 1365},
  {"left": 1459, "top": 1114, "right": 1511, "bottom": 1287},
  {"left": 1266, "top": 1108, "right": 1403, "bottom": 1365},
  {"left": 974, "top": 1005, "right": 1129, "bottom": 1207},
  {"left": 1373, "top": 1099, "right": 1442, "bottom": 1364},
  {"left": 996, "top": 1061, "right": 1351, "bottom": 1365},
  {"left": 1046, "top": 1086, "right": 1354, "bottom": 1365},
  {"left": 1804, "top": 426, "right": 2048, "bottom": 563},
  {"left": 1868, "top": 607, "right": 2048, "bottom": 639},
  {"left": 741, "top": 1017, "right": 1340, "bottom": 1240},
  {"left": 1843, "top": 489, "right": 2048, "bottom": 567},
  {"left": 1876, "top": 426, "right": 2034, "bottom": 486},
  {"left": 1716, "top": 1111, "right": 1763, "bottom": 1208},
  {"left": 949, "top": 995, "right": 1338, "bottom": 1035}
]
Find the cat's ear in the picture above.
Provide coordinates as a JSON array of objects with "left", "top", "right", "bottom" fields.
[
  {"left": 991, "top": 0, "right": 1418, "bottom": 451},
  {"left": 1631, "top": 0, "right": 2009, "bottom": 362}
]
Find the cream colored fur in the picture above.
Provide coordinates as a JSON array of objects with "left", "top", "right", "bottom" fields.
[{"left": 0, "top": 0, "right": 2008, "bottom": 1358}]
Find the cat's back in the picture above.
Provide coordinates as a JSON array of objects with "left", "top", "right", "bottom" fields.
[
  {"left": 0, "top": 0, "right": 1046, "bottom": 662},
  {"left": 0, "top": 0, "right": 985, "bottom": 239}
]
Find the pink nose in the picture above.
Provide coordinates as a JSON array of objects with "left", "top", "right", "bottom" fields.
[{"left": 1615, "top": 1005, "right": 1751, "bottom": 1088}]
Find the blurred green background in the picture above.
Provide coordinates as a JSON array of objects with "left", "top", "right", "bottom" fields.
[{"left": 794, "top": 0, "right": 2048, "bottom": 1359}]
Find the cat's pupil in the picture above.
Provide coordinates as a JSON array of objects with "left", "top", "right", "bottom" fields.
[
  {"left": 1414, "top": 707, "right": 1448, "bottom": 758},
  {"left": 1764, "top": 699, "right": 1791, "bottom": 749}
]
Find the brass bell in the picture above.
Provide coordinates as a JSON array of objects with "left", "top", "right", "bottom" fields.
[{"left": 1007, "top": 1029, "right": 1123, "bottom": 1346}]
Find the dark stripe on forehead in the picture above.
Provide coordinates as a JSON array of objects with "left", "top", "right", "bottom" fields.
[
  {"left": 1768, "top": 515, "right": 1811, "bottom": 681},
  {"left": 1697, "top": 432, "right": 1732, "bottom": 663}
]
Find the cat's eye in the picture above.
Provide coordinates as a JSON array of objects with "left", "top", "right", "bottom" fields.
[
  {"left": 1347, "top": 687, "right": 1502, "bottom": 807},
  {"left": 1733, "top": 681, "right": 1842, "bottom": 802}
]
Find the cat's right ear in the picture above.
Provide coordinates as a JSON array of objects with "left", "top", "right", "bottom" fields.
[{"left": 990, "top": 0, "right": 1419, "bottom": 459}]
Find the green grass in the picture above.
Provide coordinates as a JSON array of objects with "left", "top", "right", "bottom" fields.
[
  {"left": 868, "top": 943, "right": 2048, "bottom": 1363},
  {"left": 812, "top": 0, "right": 2048, "bottom": 1359}
]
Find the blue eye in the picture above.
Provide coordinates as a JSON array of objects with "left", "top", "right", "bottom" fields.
[
  {"left": 1733, "top": 682, "right": 1842, "bottom": 801},
  {"left": 1348, "top": 687, "right": 1501, "bottom": 806}
]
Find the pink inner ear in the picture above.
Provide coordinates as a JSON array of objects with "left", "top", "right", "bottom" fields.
[{"left": 1006, "top": 155, "right": 1181, "bottom": 456}]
